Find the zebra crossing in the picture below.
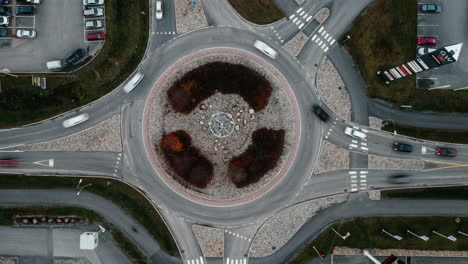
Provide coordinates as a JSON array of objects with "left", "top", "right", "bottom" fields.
[
  {"left": 349, "top": 170, "right": 368, "bottom": 192},
  {"left": 310, "top": 26, "right": 336, "bottom": 53},
  {"left": 289, "top": 7, "right": 314, "bottom": 30}
]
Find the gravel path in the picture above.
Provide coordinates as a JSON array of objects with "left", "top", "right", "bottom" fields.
[
  {"left": 149, "top": 53, "right": 295, "bottom": 200},
  {"left": 368, "top": 190, "right": 381, "bottom": 201},
  {"left": 316, "top": 57, "right": 351, "bottom": 121},
  {"left": 334, "top": 247, "right": 468, "bottom": 257},
  {"left": 284, "top": 32, "right": 307, "bottom": 56},
  {"left": 314, "top": 140, "right": 349, "bottom": 174},
  {"left": 0, "top": 257, "right": 16, "bottom": 264},
  {"left": 54, "top": 259, "right": 90, "bottom": 264},
  {"left": 175, "top": 0, "right": 208, "bottom": 34},
  {"left": 192, "top": 225, "right": 224, "bottom": 257},
  {"left": 369, "top": 116, "right": 384, "bottom": 130},
  {"left": 314, "top": 8, "right": 330, "bottom": 24},
  {"left": 250, "top": 194, "right": 348, "bottom": 257},
  {"left": 24, "top": 115, "right": 122, "bottom": 152},
  {"left": 368, "top": 155, "right": 424, "bottom": 170}
]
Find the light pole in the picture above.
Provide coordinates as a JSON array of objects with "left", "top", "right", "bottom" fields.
[
  {"left": 76, "top": 183, "right": 92, "bottom": 196},
  {"left": 76, "top": 179, "right": 83, "bottom": 190},
  {"left": 331, "top": 227, "right": 351, "bottom": 240},
  {"left": 433, "top": 230, "right": 457, "bottom": 241},
  {"left": 458, "top": 231, "right": 468, "bottom": 237},
  {"left": 407, "top": 230, "right": 429, "bottom": 241},
  {"left": 382, "top": 229, "right": 402, "bottom": 240}
]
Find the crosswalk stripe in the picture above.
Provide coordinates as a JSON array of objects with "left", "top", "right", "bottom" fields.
[
  {"left": 311, "top": 34, "right": 317, "bottom": 41},
  {"left": 330, "top": 39, "right": 336, "bottom": 45}
]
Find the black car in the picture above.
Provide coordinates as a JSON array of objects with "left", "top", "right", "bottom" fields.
[
  {"left": 0, "top": 27, "right": 7, "bottom": 37},
  {"left": 0, "top": 6, "right": 11, "bottom": 16},
  {"left": 0, "top": 0, "right": 10, "bottom": 5},
  {"left": 64, "top": 49, "right": 86, "bottom": 65},
  {"left": 393, "top": 142, "right": 413, "bottom": 152},
  {"left": 388, "top": 174, "right": 411, "bottom": 184},
  {"left": 312, "top": 105, "right": 330, "bottom": 122},
  {"left": 16, "top": 6, "right": 34, "bottom": 15}
]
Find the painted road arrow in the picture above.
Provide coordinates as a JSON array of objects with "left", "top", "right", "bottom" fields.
[{"left": 33, "top": 159, "right": 54, "bottom": 168}]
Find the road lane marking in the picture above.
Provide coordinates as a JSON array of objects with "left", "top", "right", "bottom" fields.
[
  {"left": 33, "top": 159, "right": 54, "bottom": 167},
  {"left": 349, "top": 171, "right": 357, "bottom": 174}
]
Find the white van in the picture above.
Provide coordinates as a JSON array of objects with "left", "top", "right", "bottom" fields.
[
  {"left": 344, "top": 127, "right": 367, "bottom": 139},
  {"left": 123, "top": 72, "right": 144, "bottom": 93},
  {"left": 46, "top": 60, "right": 63, "bottom": 71}
]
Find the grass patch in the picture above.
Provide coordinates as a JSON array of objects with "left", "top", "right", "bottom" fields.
[
  {"left": 382, "top": 186, "right": 468, "bottom": 200},
  {"left": 227, "top": 0, "right": 285, "bottom": 25},
  {"left": 0, "top": 0, "right": 148, "bottom": 127},
  {"left": 383, "top": 122, "right": 468, "bottom": 144},
  {"left": 0, "top": 175, "right": 179, "bottom": 256},
  {"left": 290, "top": 216, "right": 468, "bottom": 264},
  {"left": 345, "top": 0, "right": 468, "bottom": 113}
]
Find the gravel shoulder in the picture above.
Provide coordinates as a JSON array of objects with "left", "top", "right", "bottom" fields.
[
  {"left": 24, "top": 115, "right": 122, "bottom": 152},
  {"left": 175, "top": 0, "right": 208, "bottom": 34},
  {"left": 334, "top": 247, "right": 468, "bottom": 257},
  {"left": 192, "top": 225, "right": 224, "bottom": 257},
  {"left": 368, "top": 155, "right": 424, "bottom": 170},
  {"left": 314, "top": 140, "right": 349, "bottom": 174},
  {"left": 250, "top": 194, "right": 348, "bottom": 257},
  {"left": 316, "top": 57, "right": 351, "bottom": 121}
]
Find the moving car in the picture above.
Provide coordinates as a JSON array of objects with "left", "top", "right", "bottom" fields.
[
  {"left": 62, "top": 113, "right": 90, "bottom": 128},
  {"left": 436, "top": 147, "right": 457, "bottom": 157},
  {"left": 64, "top": 49, "right": 85, "bottom": 64},
  {"left": 344, "top": 127, "right": 366, "bottom": 139},
  {"left": 0, "top": 27, "right": 7, "bottom": 37},
  {"left": 87, "top": 32, "right": 105, "bottom": 41},
  {"left": 16, "top": 6, "right": 35, "bottom": 15},
  {"left": 0, "top": 159, "right": 19, "bottom": 167},
  {"left": 388, "top": 174, "right": 411, "bottom": 184},
  {"left": 417, "top": 47, "right": 436, "bottom": 56},
  {"left": 0, "top": 16, "right": 8, "bottom": 25},
  {"left": 85, "top": 19, "right": 103, "bottom": 29},
  {"left": 393, "top": 142, "right": 413, "bottom": 152},
  {"left": 0, "top": 0, "right": 10, "bottom": 4},
  {"left": 0, "top": 6, "right": 11, "bottom": 16},
  {"left": 155, "top": 0, "right": 163, "bottom": 20},
  {"left": 123, "top": 72, "right": 144, "bottom": 93},
  {"left": 420, "top": 4, "right": 441, "bottom": 13},
  {"left": 312, "top": 105, "right": 330, "bottom": 122},
  {"left": 83, "top": 0, "right": 103, "bottom": 6},
  {"left": 418, "top": 37, "right": 437, "bottom": 45},
  {"left": 253, "top": 40, "right": 278, "bottom": 59},
  {"left": 16, "top": 29, "right": 36, "bottom": 38},
  {"left": 83, "top": 7, "right": 103, "bottom": 17}
]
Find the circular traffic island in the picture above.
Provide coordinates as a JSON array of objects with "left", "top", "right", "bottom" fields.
[{"left": 146, "top": 50, "right": 299, "bottom": 204}]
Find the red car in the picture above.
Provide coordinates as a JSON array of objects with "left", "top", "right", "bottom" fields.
[
  {"left": 436, "top": 147, "right": 457, "bottom": 157},
  {"left": 0, "top": 159, "right": 19, "bottom": 167},
  {"left": 418, "top": 37, "right": 437, "bottom": 45},
  {"left": 87, "top": 32, "right": 106, "bottom": 41}
]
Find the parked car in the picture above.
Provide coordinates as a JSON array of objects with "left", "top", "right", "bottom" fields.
[
  {"left": 393, "top": 142, "right": 413, "bottom": 152},
  {"left": 253, "top": 40, "right": 278, "bottom": 59},
  {"left": 155, "top": 0, "right": 163, "bottom": 20},
  {"left": 0, "top": 16, "right": 8, "bottom": 26},
  {"left": 16, "top": 6, "right": 34, "bottom": 15},
  {"left": 17, "top": 0, "right": 40, "bottom": 4},
  {"left": 123, "top": 72, "right": 144, "bottom": 93},
  {"left": 0, "top": 27, "right": 7, "bottom": 37},
  {"left": 418, "top": 37, "right": 437, "bottom": 45},
  {"left": 83, "top": 7, "right": 103, "bottom": 17},
  {"left": 46, "top": 60, "right": 64, "bottom": 71},
  {"left": 436, "top": 147, "right": 457, "bottom": 157},
  {"left": 64, "top": 49, "right": 85, "bottom": 64},
  {"left": 87, "top": 32, "right": 105, "bottom": 41},
  {"left": 0, "top": 0, "right": 10, "bottom": 5},
  {"left": 388, "top": 174, "right": 411, "bottom": 184},
  {"left": 312, "top": 105, "right": 330, "bottom": 122},
  {"left": 83, "top": 0, "right": 103, "bottom": 6},
  {"left": 344, "top": 127, "right": 367, "bottom": 139},
  {"left": 418, "top": 47, "right": 437, "bottom": 56},
  {"left": 62, "top": 113, "right": 90, "bottom": 128},
  {"left": 420, "top": 4, "right": 441, "bottom": 13},
  {"left": 16, "top": 29, "right": 36, "bottom": 38},
  {"left": 85, "top": 19, "right": 103, "bottom": 29},
  {"left": 0, "top": 6, "right": 11, "bottom": 16},
  {"left": 0, "top": 159, "right": 19, "bottom": 167}
]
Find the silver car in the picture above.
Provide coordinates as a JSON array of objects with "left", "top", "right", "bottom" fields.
[
  {"left": 16, "top": 29, "right": 36, "bottom": 38},
  {"left": 85, "top": 19, "right": 103, "bottom": 29},
  {"left": 253, "top": 40, "right": 278, "bottom": 59},
  {"left": 0, "top": 16, "right": 8, "bottom": 26},
  {"left": 62, "top": 113, "right": 90, "bottom": 128}
]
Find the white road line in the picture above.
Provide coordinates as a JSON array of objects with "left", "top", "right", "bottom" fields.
[
  {"left": 350, "top": 175, "right": 357, "bottom": 179},
  {"left": 351, "top": 184, "right": 357, "bottom": 187},
  {"left": 318, "top": 40, "right": 323, "bottom": 46},
  {"left": 349, "top": 144, "right": 358, "bottom": 148},
  {"left": 353, "top": 125, "right": 359, "bottom": 129},
  {"left": 360, "top": 171, "right": 368, "bottom": 174},
  {"left": 361, "top": 142, "right": 367, "bottom": 146},
  {"left": 324, "top": 32, "right": 329, "bottom": 39},
  {"left": 320, "top": 43, "right": 327, "bottom": 49},
  {"left": 320, "top": 29, "right": 326, "bottom": 35},
  {"left": 360, "top": 175, "right": 367, "bottom": 178},
  {"left": 292, "top": 17, "right": 298, "bottom": 23},
  {"left": 200, "top": 257, "right": 204, "bottom": 264},
  {"left": 352, "top": 140, "right": 358, "bottom": 143},
  {"left": 311, "top": 34, "right": 317, "bottom": 41},
  {"left": 351, "top": 179, "right": 357, "bottom": 183},
  {"left": 298, "top": 22, "right": 304, "bottom": 29},
  {"left": 361, "top": 146, "right": 368, "bottom": 151},
  {"left": 289, "top": 14, "right": 295, "bottom": 19},
  {"left": 351, "top": 188, "right": 358, "bottom": 192},
  {"left": 361, "top": 179, "right": 367, "bottom": 183},
  {"left": 324, "top": 47, "right": 329, "bottom": 52},
  {"left": 306, "top": 15, "right": 312, "bottom": 22},
  {"left": 299, "top": 10, "right": 305, "bottom": 16},
  {"left": 349, "top": 171, "right": 357, "bottom": 174},
  {"left": 330, "top": 39, "right": 336, "bottom": 45},
  {"left": 297, "top": 7, "right": 303, "bottom": 13},
  {"left": 318, "top": 26, "right": 324, "bottom": 33},
  {"left": 302, "top": 12, "right": 308, "bottom": 19}
]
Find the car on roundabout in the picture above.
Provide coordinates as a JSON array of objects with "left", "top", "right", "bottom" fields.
[
  {"left": 62, "top": 113, "right": 90, "bottom": 128},
  {"left": 253, "top": 40, "right": 278, "bottom": 59},
  {"left": 312, "top": 105, "right": 330, "bottom": 122}
]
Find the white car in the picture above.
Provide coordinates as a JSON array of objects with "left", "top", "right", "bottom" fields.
[
  {"left": 83, "top": 0, "right": 103, "bottom": 6},
  {"left": 83, "top": 7, "right": 104, "bottom": 17},
  {"left": 155, "top": 0, "right": 163, "bottom": 20},
  {"left": 123, "top": 72, "right": 144, "bottom": 93},
  {"left": 344, "top": 127, "right": 367, "bottom": 139},
  {"left": 85, "top": 19, "right": 103, "bottom": 29},
  {"left": 418, "top": 47, "right": 437, "bottom": 56},
  {"left": 253, "top": 40, "right": 278, "bottom": 59},
  {"left": 16, "top": 29, "right": 36, "bottom": 38},
  {"left": 0, "top": 16, "right": 9, "bottom": 26},
  {"left": 62, "top": 113, "right": 90, "bottom": 128}
]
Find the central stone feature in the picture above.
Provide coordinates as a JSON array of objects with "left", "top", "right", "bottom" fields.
[{"left": 209, "top": 112, "right": 235, "bottom": 138}]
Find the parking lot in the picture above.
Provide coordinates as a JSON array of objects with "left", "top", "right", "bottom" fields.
[
  {"left": 0, "top": 0, "right": 105, "bottom": 72},
  {"left": 416, "top": 0, "right": 468, "bottom": 90}
]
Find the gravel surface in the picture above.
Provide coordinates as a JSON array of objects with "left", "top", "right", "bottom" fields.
[
  {"left": 334, "top": 247, "right": 468, "bottom": 257},
  {"left": 192, "top": 225, "right": 224, "bottom": 257},
  {"left": 368, "top": 155, "right": 424, "bottom": 170},
  {"left": 149, "top": 54, "right": 295, "bottom": 200},
  {"left": 175, "top": 0, "right": 208, "bottom": 34},
  {"left": 250, "top": 194, "right": 348, "bottom": 257},
  {"left": 369, "top": 116, "right": 384, "bottom": 130},
  {"left": 284, "top": 32, "right": 307, "bottom": 56},
  {"left": 316, "top": 57, "right": 351, "bottom": 121},
  {"left": 0, "top": 257, "right": 16, "bottom": 264},
  {"left": 368, "top": 190, "right": 381, "bottom": 200},
  {"left": 24, "top": 115, "right": 122, "bottom": 152},
  {"left": 314, "top": 8, "right": 330, "bottom": 24},
  {"left": 314, "top": 140, "right": 349, "bottom": 174},
  {"left": 54, "top": 259, "right": 90, "bottom": 264}
]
